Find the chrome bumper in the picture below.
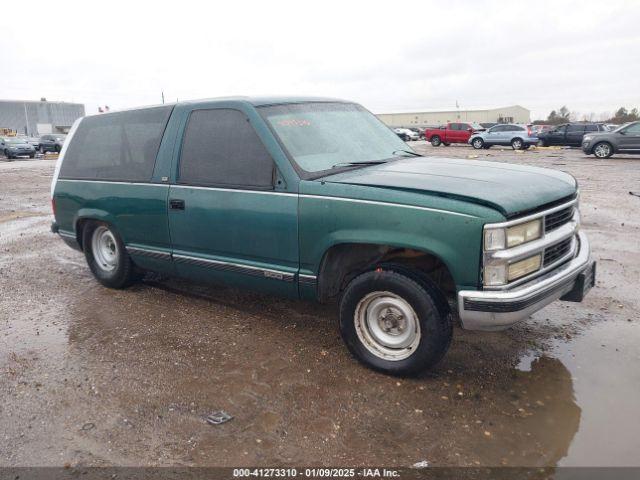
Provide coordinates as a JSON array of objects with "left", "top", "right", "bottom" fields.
[{"left": 457, "top": 231, "right": 593, "bottom": 331}]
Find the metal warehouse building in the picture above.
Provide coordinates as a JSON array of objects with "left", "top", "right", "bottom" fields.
[
  {"left": 0, "top": 99, "right": 85, "bottom": 136},
  {"left": 377, "top": 105, "right": 531, "bottom": 127}
]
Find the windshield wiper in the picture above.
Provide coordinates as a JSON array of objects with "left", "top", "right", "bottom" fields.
[
  {"left": 392, "top": 149, "right": 422, "bottom": 157},
  {"left": 331, "top": 160, "right": 389, "bottom": 169}
]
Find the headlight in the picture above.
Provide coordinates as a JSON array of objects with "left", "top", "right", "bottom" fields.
[
  {"left": 506, "top": 219, "right": 542, "bottom": 248},
  {"left": 484, "top": 219, "right": 542, "bottom": 251},
  {"left": 508, "top": 254, "right": 542, "bottom": 281}
]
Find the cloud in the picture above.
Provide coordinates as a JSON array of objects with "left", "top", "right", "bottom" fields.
[{"left": 1, "top": 0, "right": 638, "bottom": 119}]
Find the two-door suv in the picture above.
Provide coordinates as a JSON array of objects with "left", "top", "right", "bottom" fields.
[{"left": 51, "top": 97, "right": 596, "bottom": 375}]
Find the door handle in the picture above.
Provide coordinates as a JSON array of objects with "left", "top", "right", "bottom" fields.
[{"left": 169, "top": 199, "right": 185, "bottom": 210}]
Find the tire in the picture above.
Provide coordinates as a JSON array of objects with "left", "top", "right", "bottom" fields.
[
  {"left": 593, "top": 142, "right": 613, "bottom": 159},
  {"left": 511, "top": 138, "right": 524, "bottom": 150},
  {"left": 522, "top": 144, "right": 531, "bottom": 150},
  {"left": 39, "top": 146, "right": 45, "bottom": 154},
  {"left": 471, "top": 137, "right": 484, "bottom": 149},
  {"left": 82, "top": 221, "right": 137, "bottom": 289},
  {"left": 538, "top": 139, "right": 547, "bottom": 147},
  {"left": 443, "top": 142, "right": 450, "bottom": 146},
  {"left": 29, "top": 153, "right": 35, "bottom": 158},
  {"left": 430, "top": 136, "right": 441, "bottom": 147},
  {"left": 339, "top": 269, "right": 452, "bottom": 376},
  {"left": 483, "top": 145, "right": 492, "bottom": 149}
]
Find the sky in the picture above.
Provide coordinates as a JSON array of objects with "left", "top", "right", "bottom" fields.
[{"left": 2, "top": 0, "right": 639, "bottom": 120}]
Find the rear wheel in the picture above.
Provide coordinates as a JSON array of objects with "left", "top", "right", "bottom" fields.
[
  {"left": 593, "top": 142, "right": 613, "bottom": 159},
  {"left": 471, "top": 137, "right": 484, "bottom": 149},
  {"left": 538, "top": 139, "right": 547, "bottom": 147},
  {"left": 430, "top": 136, "right": 442, "bottom": 147},
  {"left": 511, "top": 138, "right": 524, "bottom": 150},
  {"left": 82, "top": 221, "right": 137, "bottom": 289},
  {"left": 339, "top": 270, "right": 452, "bottom": 375}
]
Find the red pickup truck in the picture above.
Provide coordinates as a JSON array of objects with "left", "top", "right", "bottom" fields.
[{"left": 424, "top": 122, "right": 484, "bottom": 146}]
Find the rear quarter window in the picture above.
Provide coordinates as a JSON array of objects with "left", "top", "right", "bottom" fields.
[{"left": 59, "top": 106, "right": 173, "bottom": 182}]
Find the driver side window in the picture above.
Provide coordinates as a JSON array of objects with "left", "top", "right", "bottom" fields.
[{"left": 623, "top": 123, "right": 640, "bottom": 135}]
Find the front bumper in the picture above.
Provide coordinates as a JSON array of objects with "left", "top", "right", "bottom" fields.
[
  {"left": 457, "top": 231, "right": 594, "bottom": 331},
  {"left": 581, "top": 142, "right": 592, "bottom": 154}
]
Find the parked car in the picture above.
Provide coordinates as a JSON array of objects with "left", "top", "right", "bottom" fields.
[
  {"left": 1, "top": 137, "right": 36, "bottom": 159},
  {"left": 39, "top": 134, "right": 67, "bottom": 153},
  {"left": 480, "top": 122, "right": 499, "bottom": 129},
  {"left": 530, "top": 125, "right": 553, "bottom": 135},
  {"left": 17, "top": 135, "right": 41, "bottom": 150},
  {"left": 537, "top": 123, "right": 608, "bottom": 147},
  {"left": 582, "top": 120, "right": 640, "bottom": 158},
  {"left": 408, "top": 127, "right": 425, "bottom": 140},
  {"left": 468, "top": 124, "right": 538, "bottom": 150},
  {"left": 393, "top": 127, "right": 419, "bottom": 141},
  {"left": 424, "top": 122, "right": 484, "bottom": 146},
  {"left": 51, "top": 97, "right": 595, "bottom": 375}
]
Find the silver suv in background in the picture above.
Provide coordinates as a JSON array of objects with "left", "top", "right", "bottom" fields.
[
  {"left": 468, "top": 124, "right": 538, "bottom": 150},
  {"left": 582, "top": 121, "right": 640, "bottom": 158}
]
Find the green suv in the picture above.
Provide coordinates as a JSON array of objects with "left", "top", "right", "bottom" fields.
[{"left": 51, "top": 97, "right": 596, "bottom": 375}]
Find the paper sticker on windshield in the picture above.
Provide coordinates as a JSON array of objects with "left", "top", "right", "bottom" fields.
[{"left": 277, "top": 119, "right": 311, "bottom": 127}]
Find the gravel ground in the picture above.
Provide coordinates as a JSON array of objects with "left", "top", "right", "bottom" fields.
[{"left": 1, "top": 146, "right": 639, "bottom": 468}]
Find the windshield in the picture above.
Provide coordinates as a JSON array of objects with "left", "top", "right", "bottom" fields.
[{"left": 259, "top": 102, "right": 411, "bottom": 175}]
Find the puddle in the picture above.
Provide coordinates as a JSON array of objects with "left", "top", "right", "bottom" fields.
[{"left": 516, "top": 319, "right": 640, "bottom": 466}]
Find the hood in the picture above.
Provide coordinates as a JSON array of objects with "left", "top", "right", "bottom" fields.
[{"left": 320, "top": 157, "right": 577, "bottom": 218}]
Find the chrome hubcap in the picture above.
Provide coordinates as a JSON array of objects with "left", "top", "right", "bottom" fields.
[
  {"left": 354, "top": 291, "right": 421, "bottom": 361},
  {"left": 91, "top": 226, "right": 118, "bottom": 272},
  {"left": 473, "top": 139, "right": 482, "bottom": 148},
  {"left": 513, "top": 140, "right": 522, "bottom": 149},
  {"left": 595, "top": 144, "right": 610, "bottom": 158}
]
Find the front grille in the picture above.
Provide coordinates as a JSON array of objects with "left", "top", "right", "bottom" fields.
[
  {"left": 545, "top": 206, "right": 574, "bottom": 232},
  {"left": 544, "top": 237, "right": 573, "bottom": 266}
]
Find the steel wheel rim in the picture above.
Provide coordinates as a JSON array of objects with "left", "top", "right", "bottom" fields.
[
  {"left": 354, "top": 291, "right": 421, "bottom": 361},
  {"left": 91, "top": 226, "right": 119, "bottom": 272},
  {"left": 594, "top": 144, "right": 610, "bottom": 158}
]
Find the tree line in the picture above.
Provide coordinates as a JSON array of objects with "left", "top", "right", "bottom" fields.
[{"left": 533, "top": 106, "right": 639, "bottom": 125}]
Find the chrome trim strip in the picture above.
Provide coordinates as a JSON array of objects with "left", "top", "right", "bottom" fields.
[
  {"left": 299, "top": 194, "right": 476, "bottom": 218},
  {"left": 173, "top": 253, "right": 295, "bottom": 282},
  {"left": 58, "top": 230, "right": 76, "bottom": 239},
  {"left": 171, "top": 185, "right": 296, "bottom": 196},
  {"left": 126, "top": 246, "right": 172, "bottom": 260},
  {"left": 298, "top": 274, "right": 318, "bottom": 286},
  {"left": 484, "top": 198, "right": 577, "bottom": 230}
]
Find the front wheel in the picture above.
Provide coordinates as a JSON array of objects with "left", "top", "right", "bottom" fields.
[
  {"left": 82, "top": 221, "right": 137, "bottom": 289},
  {"left": 339, "top": 270, "right": 452, "bottom": 375},
  {"left": 511, "top": 138, "right": 524, "bottom": 150},
  {"left": 471, "top": 137, "right": 484, "bottom": 149},
  {"left": 593, "top": 142, "right": 613, "bottom": 159},
  {"left": 430, "top": 136, "right": 441, "bottom": 147}
]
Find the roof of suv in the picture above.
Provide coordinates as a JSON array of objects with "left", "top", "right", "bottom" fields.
[{"left": 181, "top": 96, "right": 349, "bottom": 107}]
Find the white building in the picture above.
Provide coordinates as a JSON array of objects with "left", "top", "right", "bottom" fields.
[
  {"left": 0, "top": 99, "right": 85, "bottom": 136},
  {"left": 377, "top": 105, "right": 531, "bottom": 127}
]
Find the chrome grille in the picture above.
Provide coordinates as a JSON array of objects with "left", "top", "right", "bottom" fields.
[
  {"left": 545, "top": 206, "right": 574, "bottom": 232},
  {"left": 544, "top": 237, "right": 573, "bottom": 266}
]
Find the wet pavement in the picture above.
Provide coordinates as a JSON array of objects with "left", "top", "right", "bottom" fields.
[{"left": 1, "top": 148, "right": 639, "bottom": 467}]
